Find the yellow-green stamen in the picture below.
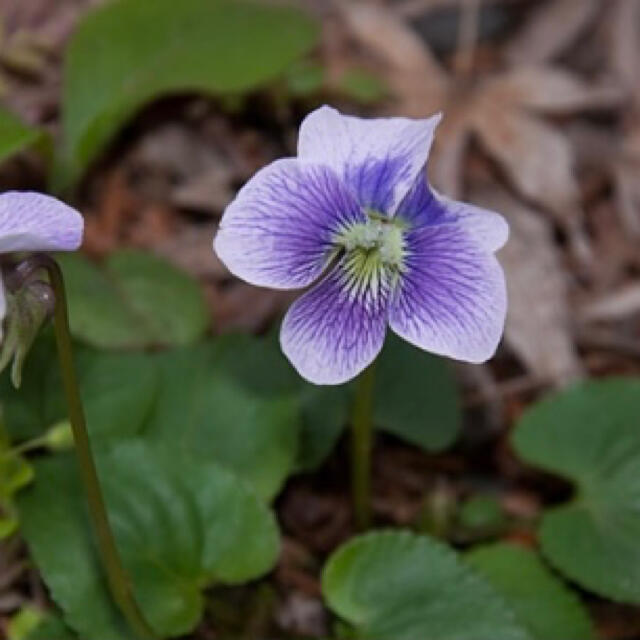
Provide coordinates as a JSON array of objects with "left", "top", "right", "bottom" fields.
[{"left": 335, "top": 213, "right": 407, "bottom": 300}]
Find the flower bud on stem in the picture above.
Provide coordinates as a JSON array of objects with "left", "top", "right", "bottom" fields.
[{"left": 16, "top": 254, "right": 157, "bottom": 640}]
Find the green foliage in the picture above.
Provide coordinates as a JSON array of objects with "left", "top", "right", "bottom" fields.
[
  {"left": 57, "top": 250, "right": 209, "bottom": 349},
  {"left": 322, "top": 530, "right": 531, "bottom": 640},
  {"left": 296, "top": 383, "right": 351, "bottom": 471},
  {"left": 294, "top": 333, "right": 462, "bottom": 470},
  {"left": 285, "top": 60, "right": 325, "bottom": 96},
  {"left": 0, "top": 282, "right": 54, "bottom": 389},
  {"left": 18, "top": 440, "right": 279, "bottom": 639},
  {"left": 54, "top": 0, "right": 318, "bottom": 188},
  {"left": 457, "top": 495, "right": 506, "bottom": 538},
  {"left": 0, "top": 106, "right": 45, "bottom": 166},
  {"left": 467, "top": 543, "right": 594, "bottom": 640},
  {"left": 1, "top": 335, "right": 158, "bottom": 441},
  {"left": 146, "top": 337, "right": 299, "bottom": 500},
  {"left": 512, "top": 378, "right": 640, "bottom": 603},
  {"left": 283, "top": 61, "right": 387, "bottom": 105},
  {"left": 8, "top": 607, "right": 46, "bottom": 640},
  {"left": 23, "top": 613, "right": 75, "bottom": 640},
  {"left": 0, "top": 423, "right": 33, "bottom": 538},
  {"left": 335, "top": 69, "right": 387, "bottom": 104},
  {"left": 374, "top": 333, "right": 461, "bottom": 451},
  {"left": 2, "top": 332, "right": 299, "bottom": 501}
]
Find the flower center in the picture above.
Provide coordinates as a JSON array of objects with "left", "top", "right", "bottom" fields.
[{"left": 334, "top": 212, "right": 407, "bottom": 300}]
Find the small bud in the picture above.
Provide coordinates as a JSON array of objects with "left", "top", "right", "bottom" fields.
[
  {"left": 43, "top": 420, "right": 74, "bottom": 452},
  {"left": 415, "top": 479, "right": 457, "bottom": 538},
  {"left": 0, "top": 279, "right": 55, "bottom": 388}
]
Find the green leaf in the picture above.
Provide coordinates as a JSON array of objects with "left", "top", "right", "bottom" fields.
[
  {"left": 57, "top": 250, "right": 209, "bottom": 349},
  {"left": 512, "top": 378, "right": 640, "bottom": 603},
  {"left": 55, "top": 0, "right": 318, "bottom": 189},
  {"left": 8, "top": 607, "right": 45, "bottom": 640},
  {"left": 206, "top": 331, "right": 350, "bottom": 473},
  {"left": 467, "top": 543, "right": 594, "bottom": 640},
  {"left": 24, "top": 613, "right": 76, "bottom": 640},
  {"left": 0, "top": 422, "right": 34, "bottom": 539},
  {"left": 297, "top": 334, "right": 463, "bottom": 469},
  {"left": 457, "top": 495, "right": 506, "bottom": 538},
  {"left": 0, "top": 106, "right": 45, "bottom": 166},
  {"left": 296, "top": 383, "right": 351, "bottom": 471},
  {"left": 1, "top": 335, "right": 158, "bottom": 442},
  {"left": 145, "top": 338, "right": 299, "bottom": 500},
  {"left": 374, "top": 333, "right": 461, "bottom": 451},
  {"left": 334, "top": 69, "right": 387, "bottom": 104},
  {"left": 322, "top": 530, "right": 531, "bottom": 640},
  {"left": 18, "top": 440, "right": 279, "bottom": 639},
  {"left": 285, "top": 60, "right": 325, "bottom": 96}
]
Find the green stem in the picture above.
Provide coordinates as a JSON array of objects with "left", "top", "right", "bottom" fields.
[
  {"left": 351, "top": 363, "right": 376, "bottom": 530},
  {"left": 8, "top": 434, "right": 50, "bottom": 457},
  {"left": 43, "top": 257, "right": 157, "bottom": 640}
]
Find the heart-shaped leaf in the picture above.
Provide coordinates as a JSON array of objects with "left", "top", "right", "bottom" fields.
[
  {"left": 212, "top": 332, "right": 351, "bottom": 472},
  {"left": 145, "top": 338, "right": 299, "bottom": 500},
  {"left": 296, "top": 383, "right": 351, "bottom": 471},
  {"left": 55, "top": 0, "right": 318, "bottom": 188},
  {"left": 1, "top": 334, "right": 158, "bottom": 442},
  {"left": 208, "top": 331, "right": 352, "bottom": 473},
  {"left": 322, "top": 530, "right": 531, "bottom": 640},
  {"left": 57, "top": 250, "right": 209, "bottom": 349},
  {"left": 512, "top": 378, "right": 640, "bottom": 603},
  {"left": 374, "top": 333, "right": 462, "bottom": 451},
  {"left": 295, "top": 334, "right": 462, "bottom": 471},
  {"left": 467, "top": 543, "right": 595, "bottom": 640},
  {"left": 0, "top": 107, "right": 46, "bottom": 166},
  {"left": 18, "top": 440, "right": 279, "bottom": 639}
]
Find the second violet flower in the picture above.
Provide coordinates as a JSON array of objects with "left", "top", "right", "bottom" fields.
[{"left": 214, "top": 106, "right": 508, "bottom": 385}]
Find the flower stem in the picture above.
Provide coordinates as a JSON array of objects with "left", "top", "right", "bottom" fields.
[
  {"left": 350, "top": 363, "right": 376, "bottom": 530},
  {"left": 43, "top": 257, "right": 157, "bottom": 640}
]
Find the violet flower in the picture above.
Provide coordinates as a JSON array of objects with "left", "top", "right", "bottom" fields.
[
  {"left": 0, "top": 191, "right": 84, "bottom": 340},
  {"left": 214, "top": 106, "right": 507, "bottom": 384}
]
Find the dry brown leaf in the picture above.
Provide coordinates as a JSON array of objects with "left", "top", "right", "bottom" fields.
[
  {"left": 473, "top": 185, "right": 583, "bottom": 386},
  {"left": 338, "top": 3, "right": 612, "bottom": 234},
  {"left": 471, "top": 101, "right": 580, "bottom": 215},
  {"left": 485, "top": 66, "right": 623, "bottom": 114},
  {"left": 276, "top": 593, "right": 329, "bottom": 638},
  {"left": 429, "top": 106, "right": 472, "bottom": 197},
  {"left": 614, "top": 158, "right": 640, "bottom": 236},
  {"left": 155, "top": 223, "right": 227, "bottom": 280},
  {"left": 210, "top": 283, "right": 292, "bottom": 333},
  {"left": 337, "top": 1, "right": 448, "bottom": 113},
  {"left": 172, "top": 166, "right": 234, "bottom": 213},
  {"left": 580, "top": 284, "right": 640, "bottom": 323},
  {"left": 608, "top": 0, "right": 640, "bottom": 100},
  {"left": 337, "top": 2, "right": 446, "bottom": 81},
  {"left": 504, "top": 0, "right": 601, "bottom": 66},
  {"left": 396, "top": 0, "right": 530, "bottom": 17}
]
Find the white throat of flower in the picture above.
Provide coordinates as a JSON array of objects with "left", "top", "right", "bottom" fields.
[{"left": 334, "top": 212, "right": 407, "bottom": 301}]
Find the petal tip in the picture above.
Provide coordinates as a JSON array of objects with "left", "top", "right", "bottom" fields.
[{"left": 0, "top": 191, "right": 84, "bottom": 253}]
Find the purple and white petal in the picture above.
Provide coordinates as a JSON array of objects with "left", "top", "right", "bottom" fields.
[
  {"left": 0, "top": 192, "right": 83, "bottom": 253},
  {"left": 280, "top": 262, "right": 389, "bottom": 384},
  {"left": 433, "top": 191, "right": 509, "bottom": 253},
  {"left": 298, "top": 105, "right": 441, "bottom": 215},
  {"left": 396, "top": 171, "right": 449, "bottom": 227},
  {"left": 389, "top": 224, "right": 507, "bottom": 363},
  {"left": 397, "top": 176, "right": 509, "bottom": 252},
  {"left": 215, "top": 159, "right": 364, "bottom": 290}
]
